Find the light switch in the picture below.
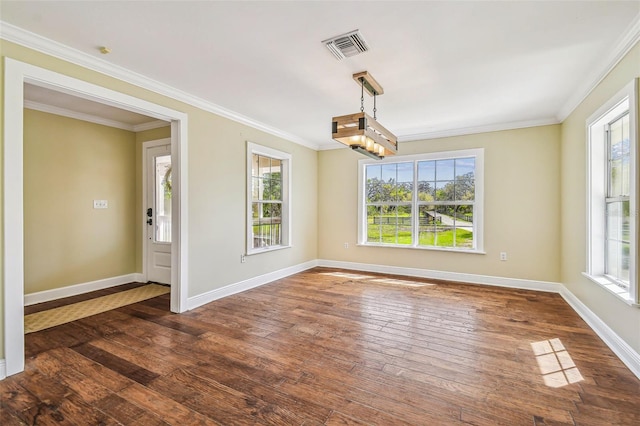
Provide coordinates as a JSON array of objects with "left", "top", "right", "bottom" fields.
[{"left": 93, "top": 200, "right": 108, "bottom": 209}]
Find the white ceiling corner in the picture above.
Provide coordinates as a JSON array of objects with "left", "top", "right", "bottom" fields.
[{"left": 556, "top": 11, "right": 640, "bottom": 122}]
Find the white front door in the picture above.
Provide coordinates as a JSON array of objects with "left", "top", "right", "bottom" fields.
[{"left": 145, "top": 143, "right": 172, "bottom": 284}]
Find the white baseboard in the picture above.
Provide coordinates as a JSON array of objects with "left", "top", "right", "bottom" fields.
[
  {"left": 559, "top": 287, "right": 640, "bottom": 379},
  {"left": 24, "top": 273, "right": 145, "bottom": 306},
  {"left": 317, "top": 259, "right": 562, "bottom": 293},
  {"left": 0, "top": 359, "right": 6, "bottom": 380},
  {"left": 187, "top": 260, "right": 318, "bottom": 310}
]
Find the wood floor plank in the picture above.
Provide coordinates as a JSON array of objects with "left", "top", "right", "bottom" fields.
[
  {"left": 187, "top": 363, "right": 332, "bottom": 423},
  {"left": 28, "top": 351, "right": 112, "bottom": 404},
  {"left": 95, "top": 393, "right": 170, "bottom": 426},
  {"left": 0, "top": 377, "right": 41, "bottom": 425},
  {"left": 48, "top": 347, "right": 134, "bottom": 393},
  {"left": 71, "top": 342, "right": 160, "bottom": 386},
  {"left": 148, "top": 368, "right": 306, "bottom": 425},
  {"left": 117, "top": 382, "right": 221, "bottom": 426},
  {"left": 3, "top": 267, "right": 639, "bottom": 424},
  {"left": 324, "top": 411, "right": 372, "bottom": 426}
]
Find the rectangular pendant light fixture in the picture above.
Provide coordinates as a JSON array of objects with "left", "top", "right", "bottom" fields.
[
  {"left": 331, "top": 71, "right": 398, "bottom": 159},
  {"left": 332, "top": 112, "right": 397, "bottom": 159}
]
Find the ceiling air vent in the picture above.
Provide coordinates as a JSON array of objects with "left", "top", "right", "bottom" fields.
[{"left": 322, "top": 30, "right": 369, "bottom": 60}]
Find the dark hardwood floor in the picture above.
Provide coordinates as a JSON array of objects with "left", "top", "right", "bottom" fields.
[{"left": 2, "top": 267, "right": 639, "bottom": 425}]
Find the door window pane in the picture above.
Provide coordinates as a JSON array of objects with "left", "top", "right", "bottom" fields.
[{"left": 155, "top": 155, "right": 171, "bottom": 243}]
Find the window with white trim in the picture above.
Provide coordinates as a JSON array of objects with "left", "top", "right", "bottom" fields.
[
  {"left": 358, "top": 149, "right": 484, "bottom": 252},
  {"left": 585, "top": 79, "right": 638, "bottom": 304},
  {"left": 246, "top": 142, "right": 291, "bottom": 254}
]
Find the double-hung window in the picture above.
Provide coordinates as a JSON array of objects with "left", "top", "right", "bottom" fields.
[
  {"left": 605, "top": 112, "right": 631, "bottom": 284},
  {"left": 358, "top": 148, "right": 484, "bottom": 252},
  {"left": 246, "top": 142, "right": 291, "bottom": 254},
  {"left": 585, "top": 79, "right": 638, "bottom": 304}
]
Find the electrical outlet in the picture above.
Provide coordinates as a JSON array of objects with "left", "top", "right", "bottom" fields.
[
  {"left": 344, "top": 242, "right": 349, "bottom": 249},
  {"left": 93, "top": 200, "right": 108, "bottom": 209},
  {"left": 241, "top": 254, "right": 246, "bottom": 263},
  {"left": 500, "top": 252, "right": 507, "bottom": 261}
]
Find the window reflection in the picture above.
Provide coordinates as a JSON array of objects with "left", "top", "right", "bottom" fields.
[{"left": 531, "top": 338, "right": 583, "bottom": 388}]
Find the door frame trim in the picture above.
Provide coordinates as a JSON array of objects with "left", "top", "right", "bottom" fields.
[
  {"left": 3, "top": 58, "right": 189, "bottom": 377},
  {"left": 142, "top": 139, "right": 172, "bottom": 283}
]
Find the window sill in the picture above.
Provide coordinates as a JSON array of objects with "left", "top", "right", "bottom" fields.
[
  {"left": 246, "top": 244, "right": 291, "bottom": 256},
  {"left": 582, "top": 272, "right": 638, "bottom": 307},
  {"left": 357, "top": 243, "right": 485, "bottom": 255}
]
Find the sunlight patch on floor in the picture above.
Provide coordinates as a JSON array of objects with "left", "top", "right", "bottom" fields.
[
  {"left": 321, "top": 272, "right": 376, "bottom": 280},
  {"left": 369, "top": 278, "right": 435, "bottom": 287},
  {"left": 531, "top": 338, "right": 584, "bottom": 388},
  {"left": 321, "top": 271, "right": 435, "bottom": 288}
]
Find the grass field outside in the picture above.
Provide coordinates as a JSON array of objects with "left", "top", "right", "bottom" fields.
[{"left": 367, "top": 220, "right": 473, "bottom": 248}]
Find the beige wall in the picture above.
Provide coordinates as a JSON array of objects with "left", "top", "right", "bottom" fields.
[
  {"left": 23, "top": 109, "right": 137, "bottom": 294},
  {"left": 560, "top": 41, "right": 640, "bottom": 354},
  {"left": 318, "top": 125, "right": 562, "bottom": 283},
  {"left": 0, "top": 40, "right": 319, "bottom": 359},
  {"left": 24, "top": 116, "right": 171, "bottom": 294}
]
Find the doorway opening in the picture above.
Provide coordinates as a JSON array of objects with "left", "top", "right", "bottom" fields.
[{"left": 3, "top": 58, "right": 189, "bottom": 377}]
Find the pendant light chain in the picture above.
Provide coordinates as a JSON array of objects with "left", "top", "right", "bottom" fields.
[
  {"left": 360, "top": 78, "right": 365, "bottom": 113},
  {"left": 373, "top": 93, "right": 377, "bottom": 120}
]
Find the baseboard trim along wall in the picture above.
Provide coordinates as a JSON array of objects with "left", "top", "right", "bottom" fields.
[
  {"left": 0, "top": 359, "right": 6, "bottom": 380},
  {"left": 24, "top": 273, "right": 145, "bottom": 306},
  {"left": 317, "top": 259, "right": 563, "bottom": 293},
  {"left": 559, "top": 287, "right": 640, "bottom": 379},
  {"left": 187, "top": 260, "right": 319, "bottom": 310}
]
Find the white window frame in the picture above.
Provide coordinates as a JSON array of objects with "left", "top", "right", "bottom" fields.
[
  {"left": 246, "top": 142, "right": 292, "bottom": 255},
  {"left": 357, "top": 148, "right": 484, "bottom": 253},
  {"left": 585, "top": 79, "right": 638, "bottom": 305}
]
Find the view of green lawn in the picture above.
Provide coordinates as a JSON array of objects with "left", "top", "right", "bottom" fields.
[{"left": 367, "top": 222, "right": 473, "bottom": 247}]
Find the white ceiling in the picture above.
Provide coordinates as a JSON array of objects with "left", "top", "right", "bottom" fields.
[{"left": 2, "top": 1, "right": 639, "bottom": 149}]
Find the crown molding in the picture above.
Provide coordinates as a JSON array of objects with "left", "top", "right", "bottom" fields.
[
  {"left": 397, "top": 117, "right": 560, "bottom": 142},
  {"left": 1, "top": 21, "right": 319, "bottom": 150},
  {"left": 557, "top": 12, "right": 640, "bottom": 122}
]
